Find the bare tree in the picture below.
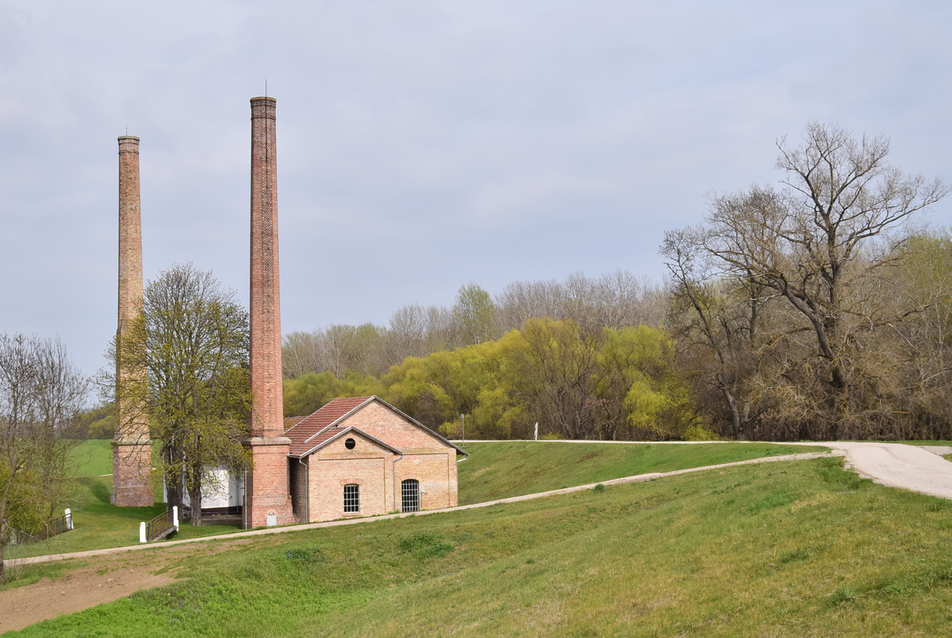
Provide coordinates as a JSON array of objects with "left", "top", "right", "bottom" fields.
[
  {"left": 0, "top": 334, "right": 87, "bottom": 581},
  {"left": 662, "top": 228, "right": 766, "bottom": 439},
  {"left": 282, "top": 331, "right": 325, "bottom": 380},
  {"left": 496, "top": 279, "right": 567, "bottom": 333},
  {"left": 424, "top": 305, "right": 457, "bottom": 353},
  {"left": 882, "top": 231, "right": 952, "bottom": 438},
  {"left": 387, "top": 304, "right": 427, "bottom": 361},
  {"left": 682, "top": 122, "right": 948, "bottom": 436},
  {"left": 496, "top": 271, "right": 665, "bottom": 335}
]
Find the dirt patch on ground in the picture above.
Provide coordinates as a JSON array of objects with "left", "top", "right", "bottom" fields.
[
  {"left": 0, "top": 552, "right": 181, "bottom": 634},
  {"left": 0, "top": 535, "right": 267, "bottom": 632}
]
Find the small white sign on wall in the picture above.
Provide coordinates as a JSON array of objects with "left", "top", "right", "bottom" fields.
[{"left": 267, "top": 514, "right": 277, "bottom": 527}]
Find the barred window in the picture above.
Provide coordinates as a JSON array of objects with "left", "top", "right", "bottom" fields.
[
  {"left": 401, "top": 479, "right": 419, "bottom": 513},
  {"left": 344, "top": 484, "right": 359, "bottom": 513}
]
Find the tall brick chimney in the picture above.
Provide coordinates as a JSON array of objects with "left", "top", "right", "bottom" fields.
[
  {"left": 113, "top": 135, "right": 154, "bottom": 507},
  {"left": 244, "top": 97, "right": 294, "bottom": 528}
]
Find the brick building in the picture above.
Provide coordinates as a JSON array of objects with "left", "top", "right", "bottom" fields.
[
  {"left": 285, "top": 396, "right": 467, "bottom": 522},
  {"left": 111, "top": 97, "right": 465, "bottom": 526}
]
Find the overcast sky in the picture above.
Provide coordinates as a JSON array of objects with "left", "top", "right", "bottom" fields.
[{"left": 2, "top": 1, "right": 951, "bottom": 386}]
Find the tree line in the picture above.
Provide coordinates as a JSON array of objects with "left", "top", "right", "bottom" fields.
[
  {"left": 285, "top": 123, "right": 952, "bottom": 442},
  {"left": 663, "top": 123, "right": 950, "bottom": 441},
  {"left": 285, "top": 320, "right": 701, "bottom": 441},
  {"left": 282, "top": 271, "right": 666, "bottom": 379},
  {"left": 8, "top": 121, "right": 946, "bottom": 555}
]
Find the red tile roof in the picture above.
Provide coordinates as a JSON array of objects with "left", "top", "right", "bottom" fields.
[
  {"left": 284, "top": 395, "right": 468, "bottom": 458},
  {"left": 285, "top": 396, "right": 373, "bottom": 457}
]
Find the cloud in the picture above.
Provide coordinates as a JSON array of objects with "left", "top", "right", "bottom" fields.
[{"left": 2, "top": 0, "right": 951, "bottom": 382}]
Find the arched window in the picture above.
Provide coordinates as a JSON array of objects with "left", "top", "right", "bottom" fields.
[
  {"left": 401, "top": 479, "right": 419, "bottom": 513},
  {"left": 344, "top": 484, "right": 359, "bottom": 513}
]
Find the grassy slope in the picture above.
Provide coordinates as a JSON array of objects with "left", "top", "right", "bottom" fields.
[
  {"left": 6, "top": 442, "right": 239, "bottom": 561},
  {"left": 457, "top": 441, "right": 813, "bottom": 504},
  {"left": 10, "top": 456, "right": 952, "bottom": 637},
  {"left": 10, "top": 441, "right": 810, "bottom": 558}
]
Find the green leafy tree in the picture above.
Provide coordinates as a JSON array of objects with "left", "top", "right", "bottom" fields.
[
  {"left": 117, "top": 264, "right": 251, "bottom": 526},
  {"left": 599, "top": 325, "right": 697, "bottom": 439},
  {"left": 283, "top": 371, "right": 384, "bottom": 418},
  {"left": 380, "top": 320, "right": 697, "bottom": 441},
  {"left": 0, "top": 334, "right": 87, "bottom": 581},
  {"left": 453, "top": 283, "right": 498, "bottom": 345},
  {"left": 75, "top": 404, "right": 116, "bottom": 439},
  {"left": 499, "top": 319, "right": 607, "bottom": 439},
  {"left": 382, "top": 356, "right": 456, "bottom": 430}
]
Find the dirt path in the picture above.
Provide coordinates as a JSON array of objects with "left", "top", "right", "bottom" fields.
[
  {"left": 5, "top": 444, "right": 949, "bottom": 632},
  {"left": 0, "top": 539, "right": 258, "bottom": 634},
  {"left": 0, "top": 552, "right": 178, "bottom": 634}
]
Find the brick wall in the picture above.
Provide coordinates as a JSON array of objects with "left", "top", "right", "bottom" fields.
[
  {"left": 294, "top": 402, "right": 461, "bottom": 522},
  {"left": 112, "top": 443, "right": 153, "bottom": 507},
  {"left": 244, "top": 96, "right": 293, "bottom": 529},
  {"left": 248, "top": 97, "right": 283, "bottom": 440},
  {"left": 397, "top": 450, "right": 457, "bottom": 510},
  {"left": 113, "top": 135, "right": 153, "bottom": 507},
  {"left": 309, "top": 434, "right": 391, "bottom": 520},
  {"left": 244, "top": 438, "right": 294, "bottom": 528},
  {"left": 343, "top": 402, "right": 444, "bottom": 450},
  {"left": 117, "top": 136, "right": 143, "bottom": 335}
]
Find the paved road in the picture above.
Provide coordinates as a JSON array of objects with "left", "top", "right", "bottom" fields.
[{"left": 796, "top": 442, "right": 952, "bottom": 500}]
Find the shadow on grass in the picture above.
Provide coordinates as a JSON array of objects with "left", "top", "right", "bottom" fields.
[{"left": 77, "top": 477, "right": 111, "bottom": 505}]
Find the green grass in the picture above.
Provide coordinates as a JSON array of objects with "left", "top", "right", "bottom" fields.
[
  {"left": 70, "top": 440, "right": 165, "bottom": 478},
  {"left": 10, "top": 441, "right": 810, "bottom": 560},
  {"left": 6, "top": 441, "right": 240, "bottom": 560},
  {"left": 457, "top": 440, "right": 816, "bottom": 504},
  {"left": 70, "top": 440, "right": 115, "bottom": 477},
  {"left": 6, "top": 476, "right": 240, "bottom": 560},
  {"left": 9, "top": 456, "right": 952, "bottom": 637}
]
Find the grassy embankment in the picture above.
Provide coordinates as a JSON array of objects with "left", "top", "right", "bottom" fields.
[
  {"left": 456, "top": 440, "right": 812, "bottom": 504},
  {"left": 5, "top": 441, "right": 241, "bottom": 562},
  {"left": 8, "top": 440, "right": 811, "bottom": 560},
  {"left": 7, "top": 450, "right": 952, "bottom": 636}
]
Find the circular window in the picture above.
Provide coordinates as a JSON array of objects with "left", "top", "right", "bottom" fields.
[{"left": 345, "top": 438, "right": 356, "bottom": 450}]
